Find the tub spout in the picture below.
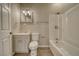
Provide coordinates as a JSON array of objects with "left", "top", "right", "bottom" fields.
[
  {"left": 56, "top": 41, "right": 58, "bottom": 43},
  {"left": 56, "top": 38, "right": 59, "bottom": 43}
]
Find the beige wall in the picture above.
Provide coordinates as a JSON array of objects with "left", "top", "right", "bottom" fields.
[
  {"left": 20, "top": 4, "right": 49, "bottom": 47},
  {"left": 11, "top": 4, "right": 20, "bottom": 33}
]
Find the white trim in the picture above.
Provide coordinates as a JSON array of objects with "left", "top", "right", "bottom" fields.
[{"left": 38, "top": 45, "right": 49, "bottom": 48}]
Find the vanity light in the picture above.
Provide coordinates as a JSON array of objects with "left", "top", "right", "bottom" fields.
[
  {"left": 22, "top": 8, "right": 31, "bottom": 17},
  {"left": 4, "top": 6, "right": 9, "bottom": 10},
  {"left": 22, "top": 10, "right": 25, "bottom": 14},
  {"left": 21, "top": 8, "right": 33, "bottom": 23}
]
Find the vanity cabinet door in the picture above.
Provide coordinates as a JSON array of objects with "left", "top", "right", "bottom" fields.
[
  {"left": 14, "top": 39, "right": 26, "bottom": 53},
  {"left": 14, "top": 35, "right": 30, "bottom": 53}
]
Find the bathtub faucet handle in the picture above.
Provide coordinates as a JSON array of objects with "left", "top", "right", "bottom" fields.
[{"left": 56, "top": 38, "right": 58, "bottom": 40}]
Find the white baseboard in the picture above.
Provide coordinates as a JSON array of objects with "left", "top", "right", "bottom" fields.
[
  {"left": 15, "top": 51, "right": 29, "bottom": 53},
  {"left": 38, "top": 45, "right": 49, "bottom": 48}
]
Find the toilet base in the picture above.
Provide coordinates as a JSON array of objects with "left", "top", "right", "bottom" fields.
[{"left": 30, "top": 49, "right": 37, "bottom": 56}]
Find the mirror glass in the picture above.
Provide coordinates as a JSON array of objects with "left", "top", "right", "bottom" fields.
[{"left": 20, "top": 9, "right": 33, "bottom": 23}]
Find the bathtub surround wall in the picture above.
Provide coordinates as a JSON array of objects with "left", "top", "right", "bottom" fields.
[
  {"left": 62, "top": 4, "right": 79, "bottom": 56},
  {"left": 20, "top": 4, "right": 49, "bottom": 47},
  {"left": 49, "top": 4, "right": 79, "bottom": 56}
]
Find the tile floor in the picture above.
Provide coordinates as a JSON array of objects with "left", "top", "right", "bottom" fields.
[
  {"left": 37, "top": 47, "right": 53, "bottom": 56},
  {"left": 14, "top": 47, "right": 53, "bottom": 56}
]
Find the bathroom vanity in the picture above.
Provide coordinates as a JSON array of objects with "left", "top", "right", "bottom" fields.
[{"left": 13, "top": 33, "right": 30, "bottom": 54}]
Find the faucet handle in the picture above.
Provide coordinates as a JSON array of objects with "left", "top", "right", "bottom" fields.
[
  {"left": 56, "top": 38, "right": 58, "bottom": 40},
  {"left": 55, "top": 25, "right": 58, "bottom": 29}
]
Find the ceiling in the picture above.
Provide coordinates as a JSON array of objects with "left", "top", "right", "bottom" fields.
[
  {"left": 20, "top": 3, "right": 77, "bottom": 14},
  {"left": 49, "top": 3, "right": 77, "bottom": 14}
]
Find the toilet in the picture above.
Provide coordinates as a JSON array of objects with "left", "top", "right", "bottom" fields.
[{"left": 29, "top": 33, "right": 39, "bottom": 56}]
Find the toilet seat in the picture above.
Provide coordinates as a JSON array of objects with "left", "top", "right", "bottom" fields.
[{"left": 29, "top": 41, "right": 38, "bottom": 50}]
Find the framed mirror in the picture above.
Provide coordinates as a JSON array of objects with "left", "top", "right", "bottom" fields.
[{"left": 20, "top": 8, "right": 33, "bottom": 23}]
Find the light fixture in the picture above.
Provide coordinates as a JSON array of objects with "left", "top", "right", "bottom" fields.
[{"left": 22, "top": 8, "right": 31, "bottom": 17}]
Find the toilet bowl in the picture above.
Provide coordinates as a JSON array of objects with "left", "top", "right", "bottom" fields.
[
  {"left": 29, "top": 41, "right": 38, "bottom": 50},
  {"left": 29, "top": 33, "right": 39, "bottom": 56},
  {"left": 29, "top": 41, "right": 38, "bottom": 56}
]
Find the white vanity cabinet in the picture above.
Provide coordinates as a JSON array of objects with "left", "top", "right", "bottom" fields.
[{"left": 13, "top": 33, "right": 30, "bottom": 53}]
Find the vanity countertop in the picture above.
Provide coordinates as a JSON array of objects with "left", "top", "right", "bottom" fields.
[{"left": 13, "top": 32, "right": 31, "bottom": 35}]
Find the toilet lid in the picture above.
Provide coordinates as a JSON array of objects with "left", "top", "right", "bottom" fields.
[{"left": 29, "top": 41, "right": 38, "bottom": 49}]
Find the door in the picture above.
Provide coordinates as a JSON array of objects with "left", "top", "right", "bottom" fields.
[{"left": 2, "top": 36, "right": 10, "bottom": 56}]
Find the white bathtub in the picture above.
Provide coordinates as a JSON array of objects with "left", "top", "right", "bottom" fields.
[{"left": 49, "top": 40, "right": 70, "bottom": 56}]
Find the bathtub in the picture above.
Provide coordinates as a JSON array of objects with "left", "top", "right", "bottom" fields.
[{"left": 49, "top": 40, "right": 70, "bottom": 56}]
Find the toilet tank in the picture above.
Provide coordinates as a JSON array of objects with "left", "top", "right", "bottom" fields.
[{"left": 32, "top": 33, "right": 39, "bottom": 41}]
